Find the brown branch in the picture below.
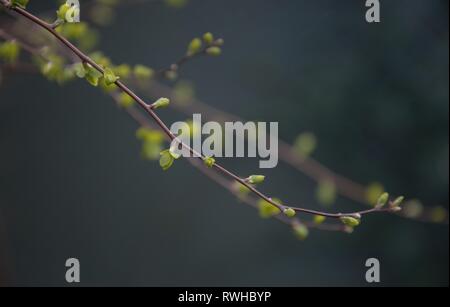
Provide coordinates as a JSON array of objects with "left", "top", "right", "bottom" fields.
[{"left": 0, "top": 2, "right": 397, "bottom": 226}]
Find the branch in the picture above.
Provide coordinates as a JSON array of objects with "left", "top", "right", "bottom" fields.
[{"left": 0, "top": 2, "right": 400, "bottom": 230}]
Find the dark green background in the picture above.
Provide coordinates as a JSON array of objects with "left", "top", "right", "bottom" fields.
[{"left": 0, "top": 0, "right": 448, "bottom": 286}]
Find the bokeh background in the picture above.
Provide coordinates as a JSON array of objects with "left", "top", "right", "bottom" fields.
[{"left": 0, "top": 0, "right": 448, "bottom": 286}]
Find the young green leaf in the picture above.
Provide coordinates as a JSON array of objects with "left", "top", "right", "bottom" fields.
[
  {"left": 57, "top": 3, "right": 70, "bottom": 21},
  {"left": 203, "top": 156, "right": 215, "bottom": 168},
  {"left": 248, "top": 175, "right": 265, "bottom": 184},
  {"left": 0, "top": 41, "right": 20, "bottom": 64},
  {"left": 203, "top": 32, "right": 214, "bottom": 44},
  {"left": 283, "top": 207, "right": 296, "bottom": 218},
  {"left": 258, "top": 198, "right": 282, "bottom": 219},
  {"left": 134, "top": 65, "right": 154, "bottom": 81},
  {"left": 152, "top": 97, "right": 170, "bottom": 109},
  {"left": 313, "top": 215, "right": 326, "bottom": 225},
  {"left": 206, "top": 46, "right": 221, "bottom": 56},
  {"left": 159, "top": 149, "right": 175, "bottom": 171},
  {"left": 293, "top": 223, "right": 309, "bottom": 240},
  {"left": 187, "top": 38, "right": 202, "bottom": 55},
  {"left": 118, "top": 92, "right": 134, "bottom": 108},
  {"left": 103, "top": 68, "right": 119, "bottom": 86},
  {"left": 376, "top": 192, "right": 389, "bottom": 208},
  {"left": 340, "top": 216, "right": 360, "bottom": 227}
]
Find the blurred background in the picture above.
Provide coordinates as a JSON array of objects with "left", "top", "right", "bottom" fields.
[{"left": 0, "top": 0, "right": 448, "bottom": 286}]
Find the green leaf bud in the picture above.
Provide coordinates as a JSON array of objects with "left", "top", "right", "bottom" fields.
[
  {"left": 103, "top": 68, "right": 119, "bottom": 86},
  {"left": 283, "top": 207, "right": 296, "bottom": 218},
  {"left": 203, "top": 32, "right": 214, "bottom": 44},
  {"left": 206, "top": 46, "right": 221, "bottom": 56},
  {"left": 376, "top": 192, "right": 389, "bottom": 208},
  {"left": 340, "top": 216, "right": 361, "bottom": 227},
  {"left": 159, "top": 149, "right": 175, "bottom": 171},
  {"left": 313, "top": 215, "right": 326, "bottom": 225},
  {"left": 203, "top": 156, "right": 215, "bottom": 168},
  {"left": 118, "top": 92, "right": 134, "bottom": 108},
  {"left": 292, "top": 223, "right": 309, "bottom": 240},
  {"left": 248, "top": 175, "right": 265, "bottom": 184},
  {"left": 258, "top": 198, "right": 282, "bottom": 219},
  {"left": 152, "top": 97, "right": 170, "bottom": 109},
  {"left": 187, "top": 38, "right": 202, "bottom": 55}
]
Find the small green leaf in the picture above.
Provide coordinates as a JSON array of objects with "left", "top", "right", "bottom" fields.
[
  {"left": 0, "top": 41, "right": 20, "bottom": 64},
  {"left": 187, "top": 38, "right": 202, "bottom": 55},
  {"left": 206, "top": 46, "right": 221, "bottom": 56},
  {"left": 141, "top": 141, "right": 162, "bottom": 161},
  {"left": 366, "top": 182, "right": 384, "bottom": 206},
  {"left": 159, "top": 149, "right": 175, "bottom": 171},
  {"left": 203, "top": 156, "right": 215, "bottom": 168},
  {"left": 152, "top": 97, "right": 170, "bottom": 109},
  {"left": 294, "top": 132, "right": 317, "bottom": 158},
  {"left": 57, "top": 3, "right": 70, "bottom": 21},
  {"left": 103, "top": 68, "right": 119, "bottom": 86},
  {"left": 118, "top": 92, "right": 134, "bottom": 108},
  {"left": 391, "top": 196, "right": 404, "bottom": 208},
  {"left": 258, "top": 198, "right": 282, "bottom": 219},
  {"left": 134, "top": 65, "right": 154, "bottom": 81},
  {"left": 376, "top": 192, "right": 389, "bottom": 208},
  {"left": 283, "top": 207, "right": 296, "bottom": 218},
  {"left": 203, "top": 32, "right": 214, "bottom": 44},
  {"left": 83, "top": 63, "right": 102, "bottom": 86},
  {"left": 292, "top": 223, "right": 309, "bottom": 240},
  {"left": 248, "top": 175, "right": 265, "bottom": 184},
  {"left": 313, "top": 215, "right": 326, "bottom": 225},
  {"left": 340, "top": 216, "right": 360, "bottom": 227}
]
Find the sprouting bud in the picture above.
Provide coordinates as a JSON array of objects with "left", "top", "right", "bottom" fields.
[
  {"left": 151, "top": 97, "right": 170, "bottom": 109},
  {"left": 0, "top": 41, "right": 20, "bottom": 64},
  {"left": 134, "top": 65, "right": 154, "bottom": 81},
  {"left": 187, "top": 38, "right": 202, "bottom": 55},
  {"left": 340, "top": 216, "right": 360, "bottom": 227},
  {"left": 103, "top": 68, "right": 119, "bottom": 86},
  {"left": 376, "top": 192, "right": 389, "bottom": 208},
  {"left": 313, "top": 215, "right": 326, "bottom": 225},
  {"left": 203, "top": 156, "right": 215, "bottom": 168},
  {"left": 159, "top": 149, "right": 175, "bottom": 171},
  {"left": 248, "top": 175, "right": 265, "bottom": 184},
  {"left": 283, "top": 208, "right": 296, "bottom": 218},
  {"left": 118, "top": 92, "right": 134, "bottom": 108},
  {"left": 258, "top": 198, "right": 282, "bottom": 218},
  {"left": 83, "top": 63, "right": 103, "bottom": 87},
  {"left": 391, "top": 196, "right": 404, "bottom": 208},
  {"left": 11, "top": 0, "right": 29, "bottom": 9},
  {"left": 292, "top": 223, "right": 309, "bottom": 240},
  {"left": 294, "top": 132, "right": 317, "bottom": 158},
  {"left": 57, "top": 3, "right": 70, "bottom": 21},
  {"left": 206, "top": 46, "right": 222, "bottom": 57},
  {"left": 203, "top": 32, "right": 214, "bottom": 44}
]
